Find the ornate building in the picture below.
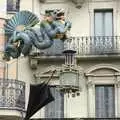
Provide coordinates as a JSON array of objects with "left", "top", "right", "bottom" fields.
[{"left": 1, "top": 0, "right": 120, "bottom": 119}]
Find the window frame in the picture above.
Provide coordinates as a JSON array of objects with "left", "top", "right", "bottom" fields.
[
  {"left": 44, "top": 85, "right": 64, "bottom": 118},
  {"left": 94, "top": 9, "right": 113, "bottom": 36},
  {"left": 7, "top": 0, "right": 20, "bottom": 13},
  {"left": 95, "top": 84, "right": 115, "bottom": 118}
]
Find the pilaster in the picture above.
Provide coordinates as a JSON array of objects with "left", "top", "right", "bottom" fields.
[
  {"left": 115, "top": 75, "right": 120, "bottom": 117},
  {"left": 87, "top": 77, "right": 95, "bottom": 118}
]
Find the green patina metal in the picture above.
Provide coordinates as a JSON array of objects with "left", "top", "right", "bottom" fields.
[{"left": 4, "top": 10, "right": 71, "bottom": 60}]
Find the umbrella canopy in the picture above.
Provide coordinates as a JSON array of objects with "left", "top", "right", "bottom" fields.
[{"left": 24, "top": 83, "right": 54, "bottom": 120}]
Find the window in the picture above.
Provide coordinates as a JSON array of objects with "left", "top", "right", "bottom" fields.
[
  {"left": 45, "top": 86, "right": 64, "bottom": 118},
  {"left": 7, "top": 0, "right": 20, "bottom": 12},
  {"left": 94, "top": 9, "right": 113, "bottom": 36},
  {"left": 95, "top": 85, "right": 115, "bottom": 118},
  {"left": 94, "top": 9, "right": 113, "bottom": 53}
]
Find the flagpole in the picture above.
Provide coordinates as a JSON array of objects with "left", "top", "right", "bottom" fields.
[
  {"left": 45, "top": 70, "right": 56, "bottom": 85},
  {"left": 20, "top": 110, "right": 24, "bottom": 120}
]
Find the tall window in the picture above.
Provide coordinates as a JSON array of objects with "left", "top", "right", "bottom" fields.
[
  {"left": 94, "top": 10, "right": 113, "bottom": 36},
  {"left": 95, "top": 85, "right": 115, "bottom": 118},
  {"left": 7, "top": 0, "right": 20, "bottom": 12},
  {"left": 45, "top": 86, "right": 64, "bottom": 118},
  {"left": 94, "top": 10, "right": 113, "bottom": 53}
]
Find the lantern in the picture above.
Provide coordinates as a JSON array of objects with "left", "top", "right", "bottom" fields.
[{"left": 59, "top": 49, "right": 80, "bottom": 94}]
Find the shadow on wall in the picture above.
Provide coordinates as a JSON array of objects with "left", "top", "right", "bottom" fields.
[{"left": 40, "top": 39, "right": 64, "bottom": 56}]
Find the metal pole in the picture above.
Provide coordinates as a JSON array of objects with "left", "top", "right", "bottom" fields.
[
  {"left": 21, "top": 111, "right": 24, "bottom": 120},
  {"left": 16, "top": 58, "right": 18, "bottom": 80},
  {"left": 3, "top": 62, "right": 6, "bottom": 79},
  {"left": 6, "top": 63, "right": 8, "bottom": 79}
]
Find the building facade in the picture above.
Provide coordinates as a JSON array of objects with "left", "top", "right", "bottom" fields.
[{"left": 0, "top": 0, "right": 120, "bottom": 119}]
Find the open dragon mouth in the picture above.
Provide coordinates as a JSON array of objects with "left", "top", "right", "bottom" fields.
[
  {"left": 56, "top": 33, "right": 64, "bottom": 39},
  {"left": 15, "top": 25, "right": 25, "bottom": 31}
]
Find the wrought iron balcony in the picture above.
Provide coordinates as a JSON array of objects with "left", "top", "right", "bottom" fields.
[
  {"left": 0, "top": 78, "right": 25, "bottom": 111},
  {"left": 30, "top": 36, "right": 120, "bottom": 57},
  {"left": 64, "top": 36, "right": 120, "bottom": 55}
]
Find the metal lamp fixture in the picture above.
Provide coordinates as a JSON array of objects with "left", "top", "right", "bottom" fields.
[{"left": 59, "top": 47, "right": 80, "bottom": 95}]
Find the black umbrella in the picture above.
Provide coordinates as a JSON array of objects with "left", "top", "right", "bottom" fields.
[{"left": 24, "top": 70, "right": 56, "bottom": 120}]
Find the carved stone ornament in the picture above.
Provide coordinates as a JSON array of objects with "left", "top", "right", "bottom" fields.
[
  {"left": 116, "top": 80, "right": 120, "bottom": 88},
  {"left": 87, "top": 80, "right": 94, "bottom": 88},
  {"left": 33, "top": 66, "right": 59, "bottom": 79}
]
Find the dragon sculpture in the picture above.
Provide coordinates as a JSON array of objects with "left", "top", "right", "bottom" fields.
[{"left": 4, "top": 10, "right": 71, "bottom": 60}]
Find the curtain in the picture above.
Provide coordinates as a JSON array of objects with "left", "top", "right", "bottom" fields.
[
  {"left": 95, "top": 85, "right": 115, "bottom": 118},
  {"left": 94, "top": 10, "right": 113, "bottom": 53},
  {"left": 45, "top": 86, "right": 64, "bottom": 118}
]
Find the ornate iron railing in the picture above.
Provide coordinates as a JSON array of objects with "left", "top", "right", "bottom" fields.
[
  {"left": 0, "top": 78, "right": 25, "bottom": 111},
  {"left": 64, "top": 36, "right": 120, "bottom": 55},
  {"left": 30, "top": 36, "right": 120, "bottom": 56}
]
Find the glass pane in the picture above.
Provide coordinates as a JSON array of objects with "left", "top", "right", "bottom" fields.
[
  {"left": 94, "top": 11, "right": 113, "bottom": 36},
  {"left": 94, "top": 12, "right": 104, "bottom": 36},
  {"left": 95, "top": 86, "right": 106, "bottom": 118},
  {"left": 106, "top": 86, "right": 115, "bottom": 117},
  {"left": 94, "top": 10, "right": 113, "bottom": 53},
  {"left": 104, "top": 12, "right": 113, "bottom": 36},
  {"left": 104, "top": 12, "right": 113, "bottom": 50},
  {"left": 7, "top": 0, "right": 20, "bottom": 12},
  {"left": 95, "top": 85, "right": 115, "bottom": 118},
  {"left": 45, "top": 86, "right": 64, "bottom": 118}
]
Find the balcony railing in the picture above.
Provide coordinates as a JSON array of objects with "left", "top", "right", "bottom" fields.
[
  {"left": 64, "top": 36, "right": 120, "bottom": 55},
  {"left": 0, "top": 78, "right": 25, "bottom": 111},
  {"left": 30, "top": 36, "right": 120, "bottom": 57}
]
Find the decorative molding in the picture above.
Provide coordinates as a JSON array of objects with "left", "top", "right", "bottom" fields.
[
  {"left": 87, "top": 80, "right": 94, "bottom": 88},
  {"left": 116, "top": 81, "right": 120, "bottom": 88},
  {"left": 39, "top": 0, "right": 68, "bottom": 3},
  {"left": 71, "top": 0, "right": 84, "bottom": 9},
  {"left": 115, "top": 80, "right": 120, "bottom": 88},
  {"left": 34, "top": 65, "right": 59, "bottom": 79},
  {"left": 61, "top": 64, "right": 81, "bottom": 73},
  {"left": 115, "top": 76, "right": 120, "bottom": 88},
  {"left": 86, "top": 73, "right": 117, "bottom": 77},
  {"left": 34, "top": 72, "right": 58, "bottom": 79},
  {"left": 85, "top": 64, "right": 120, "bottom": 74},
  {"left": 39, "top": 0, "right": 46, "bottom": 3}
]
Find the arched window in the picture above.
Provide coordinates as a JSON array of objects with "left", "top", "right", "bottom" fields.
[{"left": 85, "top": 64, "right": 120, "bottom": 118}]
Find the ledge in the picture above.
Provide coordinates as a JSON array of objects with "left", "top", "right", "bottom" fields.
[
  {"left": 29, "top": 55, "right": 64, "bottom": 61},
  {"left": 76, "top": 54, "right": 120, "bottom": 61},
  {"left": 29, "top": 54, "right": 120, "bottom": 61}
]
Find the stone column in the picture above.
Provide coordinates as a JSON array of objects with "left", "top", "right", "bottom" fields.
[{"left": 87, "top": 76, "right": 95, "bottom": 118}]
